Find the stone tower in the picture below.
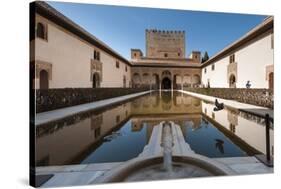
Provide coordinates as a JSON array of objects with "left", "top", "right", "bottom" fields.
[{"left": 145, "top": 29, "right": 185, "bottom": 59}]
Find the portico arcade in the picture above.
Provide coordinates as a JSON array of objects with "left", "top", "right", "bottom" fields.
[{"left": 131, "top": 67, "right": 201, "bottom": 90}]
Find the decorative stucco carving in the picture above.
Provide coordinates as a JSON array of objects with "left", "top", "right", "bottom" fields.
[
  {"left": 35, "top": 60, "right": 52, "bottom": 80},
  {"left": 265, "top": 64, "right": 274, "bottom": 80},
  {"left": 90, "top": 59, "right": 103, "bottom": 81},
  {"left": 227, "top": 62, "right": 237, "bottom": 83}
]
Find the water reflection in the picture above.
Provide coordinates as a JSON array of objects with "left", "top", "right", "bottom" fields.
[{"left": 36, "top": 91, "right": 273, "bottom": 166}]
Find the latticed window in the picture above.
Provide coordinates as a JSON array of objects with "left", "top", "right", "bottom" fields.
[
  {"left": 94, "top": 50, "right": 100, "bottom": 61},
  {"left": 229, "top": 54, "right": 235, "bottom": 63},
  {"left": 116, "top": 61, "right": 120, "bottom": 68},
  {"left": 212, "top": 64, "right": 215, "bottom": 70},
  {"left": 37, "top": 22, "right": 47, "bottom": 40}
]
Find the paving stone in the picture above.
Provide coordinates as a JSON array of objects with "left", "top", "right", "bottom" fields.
[
  {"left": 84, "top": 162, "right": 122, "bottom": 171},
  {"left": 214, "top": 157, "right": 260, "bottom": 165},
  {"left": 229, "top": 163, "right": 273, "bottom": 174},
  {"left": 42, "top": 171, "right": 105, "bottom": 187}
]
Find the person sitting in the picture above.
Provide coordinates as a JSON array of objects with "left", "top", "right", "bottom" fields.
[{"left": 246, "top": 80, "right": 251, "bottom": 88}]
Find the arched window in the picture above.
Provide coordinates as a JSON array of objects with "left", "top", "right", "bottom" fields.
[
  {"left": 39, "top": 70, "right": 49, "bottom": 89},
  {"left": 37, "top": 22, "right": 45, "bottom": 39}
]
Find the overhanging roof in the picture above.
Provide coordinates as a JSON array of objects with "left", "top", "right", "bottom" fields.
[{"left": 201, "top": 16, "right": 273, "bottom": 68}]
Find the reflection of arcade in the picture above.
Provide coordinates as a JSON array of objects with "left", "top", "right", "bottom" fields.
[
  {"left": 131, "top": 92, "right": 202, "bottom": 115},
  {"left": 35, "top": 93, "right": 207, "bottom": 166}
]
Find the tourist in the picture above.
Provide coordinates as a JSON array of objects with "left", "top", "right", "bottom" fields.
[{"left": 246, "top": 80, "right": 251, "bottom": 88}]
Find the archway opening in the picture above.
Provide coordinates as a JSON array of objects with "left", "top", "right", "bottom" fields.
[
  {"left": 39, "top": 70, "right": 49, "bottom": 89},
  {"left": 269, "top": 72, "right": 273, "bottom": 89},
  {"left": 92, "top": 73, "right": 100, "bottom": 88},
  {"left": 229, "top": 74, "right": 236, "bottom": 88},
  {"left": 153, "top": 74, "right": 160, "bottom": 89},
  {"left": 132, "top": 73, "right": 141, "bottom": 88},
  {"left": 162, "top": 77, "right": 171, "bottom": 89},
  {"left": 193, "top": 74, "right": 201, "bottom": 88}
]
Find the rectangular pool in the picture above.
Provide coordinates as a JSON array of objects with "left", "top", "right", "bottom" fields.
[{"left": 36, "top": 91, "right": 273, "bottom": 166}]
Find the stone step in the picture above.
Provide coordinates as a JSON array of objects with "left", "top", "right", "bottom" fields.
[
  {"left": 229, "top": 162, "right": 273, "bottom": 174},
  {"left": 214, "top": 156, "right": 260, "bottom": 165},
  {"left": 37, "top": 162, "right": 123, "bottom": 174}
]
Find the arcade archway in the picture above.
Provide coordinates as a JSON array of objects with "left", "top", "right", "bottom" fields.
[{"left": 162, "top": 77, "right": 171, "bottom": 89}]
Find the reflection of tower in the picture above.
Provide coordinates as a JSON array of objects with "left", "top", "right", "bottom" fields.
[
  {"left": 227, "top": 109, "right": 238, "bottom": 133},
  {"left": 161, "top": 92, "right": 172, "bottom": 111},
  {"left": 143, "top": 96, "right": 150, "bottom": 108},
  {"left": 153, "top": 94, "right": 160, "bottom": 108}
]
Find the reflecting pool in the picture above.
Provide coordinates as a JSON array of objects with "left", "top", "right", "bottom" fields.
[{"left": 36, "top": 91, "right": 273, "bottom": 166}]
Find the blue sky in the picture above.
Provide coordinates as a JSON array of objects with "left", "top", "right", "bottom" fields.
[{"left": 47, "top": 1, "right": 267, "bottom": 60}]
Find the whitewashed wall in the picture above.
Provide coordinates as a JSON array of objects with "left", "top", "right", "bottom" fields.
[
  {"left": 34, "top": 14, "right": 131, "bottom": 89},
  {"left": 202, "top": 102, "right": 274, "bottom": 156},
  {"left": 202, "top": 32, "right": 273, "bottom": 88}
]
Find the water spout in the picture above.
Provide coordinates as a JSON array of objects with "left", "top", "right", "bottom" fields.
[{"left": 162, "top": 122, "right": 173, "bottom": 172}]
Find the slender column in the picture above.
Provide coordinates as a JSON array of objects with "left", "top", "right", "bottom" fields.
[
  {"left": 171, "top": 75, "right": 173, "bottom": 92},
  {"left": 181, "top": 75, "right": 183, "bottom": 91},
  {"left": 160, "top": 77, "right": 162, "bottom": 92}
]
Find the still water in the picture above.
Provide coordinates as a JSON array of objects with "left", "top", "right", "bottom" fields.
[{"left": 36, "top": 91, "right": 273, "bottom": 166}]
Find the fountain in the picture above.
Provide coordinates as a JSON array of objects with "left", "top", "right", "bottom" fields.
[
  {"left": 94, "top": 121, "right": 235, "bottom": 183},
  {"left": 162, "top": 122, "right": 173, "bottom": 172}
]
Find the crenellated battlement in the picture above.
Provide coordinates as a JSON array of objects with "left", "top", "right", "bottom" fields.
[
  {"left": 146, "top": 29, "right": 186, "bottom": 59},
  {"left": 146, "top": 29, "right": 185, "bottom": 35}
]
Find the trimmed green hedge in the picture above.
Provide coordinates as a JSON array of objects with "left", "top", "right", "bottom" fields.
[
  {"left": 183, "top": 88, "right": 273, "bottom": 109},
  {"left": 36, "top": 88, "right": 149, "bottom": 113}
]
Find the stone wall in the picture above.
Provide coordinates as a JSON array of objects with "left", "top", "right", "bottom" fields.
[
  {"left": 183, "top": 88, "right": 273, "bottom": 109},
  {"left": 36, "top": 88, "right": 149, "bottom": 113}
]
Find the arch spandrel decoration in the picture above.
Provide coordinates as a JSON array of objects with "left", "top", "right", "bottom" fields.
[
  {"left": 227, "top": 62, "right": 237, "bottom": 85},
  {"left": 35, "top": 60, "right": 52, "bottom": 80},
  {"left": 90, "top": 59, "right": 102, "bottom": 82}
]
